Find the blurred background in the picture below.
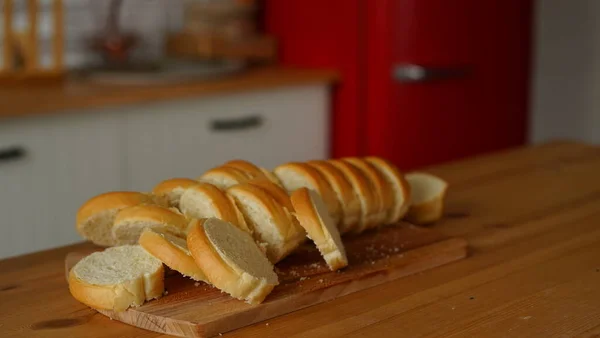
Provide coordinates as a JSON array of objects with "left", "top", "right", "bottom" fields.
[{"left": 0, "top": 0, "right": 594, "bottom": 258}]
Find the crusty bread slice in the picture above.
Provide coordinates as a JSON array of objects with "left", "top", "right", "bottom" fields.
[
  {"left": 247, "top": 178, "right": 295, "bottom": 212},
  {"left": 259, "top": 168, "right": 284, "bottom": 186},
  {"left": 343, "top": 158, "right": 392, "bottom": 227},
  {"left": 223, "top": 159, "right": 267, "bottom": 179},
  {"left": 365, "top": 157, "right": 411, "bottom": 223},
  {"left": 404, "top": 172, "right": 448, "bottom": 225},
  {"left": 327, "top": 160, "right": 378, "bottom": 233},
  {"left": 273, "top": 162, "right": 342, "bottom": 225},
  {"left": 291, "top": 188, "right": 348, "bottom": 271},
  {"left": 112, "top": 204, "right": 189, "bottom": 245},
  {"left": 68, "top": 245, "right": 164, "bottom": 312},
  {"left": 139, "top": 228, "right": 207, "bottom": 282},
  {"left": 197, "top": 166, "right": 251, "bottom": 189},
  {"left": 76, "top": 192, "right": 166, "bottom": 246},
  {"left": 187, "top": 218, "right": 278, "bottom": 304},
  {"left": 179, "top": 183, "right": 250, "bottom": 233},
  {"left": 307, "top": 160, "right": 360, "bottom": 234},
  {"left": 152, "top": 178, "right": 200, "bottom": 208},
  {"left": 227, "top": 184, "right": 306, "bottom": 263}
]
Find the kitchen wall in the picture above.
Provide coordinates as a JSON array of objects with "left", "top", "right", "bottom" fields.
[{"left": 530, "top": 0, "right": 600, "bottom": 144}]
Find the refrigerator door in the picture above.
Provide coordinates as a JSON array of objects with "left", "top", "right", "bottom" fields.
[{"left": 365, "top": 0, "right": 532, "bottom": 169}]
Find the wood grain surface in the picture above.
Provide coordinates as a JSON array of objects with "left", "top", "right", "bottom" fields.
[
  {"left": 0, "top": 67, "right": 338, "bottom": 118},
  {"left": 63, "top": 224, "right": 466, "bottom": 337},
  {"left": 1, "top": 141, "right": 600, "bottom": 337}
]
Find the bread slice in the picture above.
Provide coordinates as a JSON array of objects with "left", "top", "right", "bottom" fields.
[
  {"left": 343, "top": 158, "right": 392, "bottom": 227},
  {"left": 273, "top": 162, "right": 342, "bottom": 225},
  {"left": 187, "top": 218, "right": 278, "bottom": 304},
  {"left": 139, "top": 228, "right": 207, "bottom": 282},
  {"left": 291, "top": 188, "right": 348, "bottom": 270},
  {"left": 68, "top": 245, "right": 164, "bottom": 312},
  {"left": 365, "top": 157, "right": 411, "bottom": 223},
  {"left": 198, "top": 166, "right": 251, "bottom": 189},
  {"left": 247, "top": 178, "right": 295, "bottom": 212},
  {"left": 404, "top": 172, "right": 448, "bottom": 225},
  {"left": 223, "top": 159, "right": 266, "bottom": 179},
  {"left": 307, "top": 160, "right": 360, "bottom": 234},
  {"left": 76, "top": 192, "right": 165, "bottom": 246},
  {"left": 112, "top": 204, "right": 189, "bottom": 245},
  {"left": 227, "top": 183, "right": 306, "bottom": 263},
  {"left": 152, "top": 178, "right": 200, "bottom": 208},
  {"left": 179, "top": 183, "right": 250, "bottom": 233},
  {"left": 327, "top": 160, "right": 378, "bottom": 233}
]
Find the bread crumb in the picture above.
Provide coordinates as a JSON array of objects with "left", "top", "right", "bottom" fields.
[
  {"left": 451, "top": 307, "right": 455, "bottom": 310},
  {"left": 194, "top": 282, "right": 200, "bottom": 287},
  {"left": 370, "top": 261, "right": 375, "bottom": 265},
  {"left": 266, "top": 322, "right": 270, "bottom": 326},
  {"left": 318, "top": 279, "right": 323, "bottom": 283},
  {"left": 164, "top": 291, "right": 169, "bottom": 295},
  {"left": 219, "top": 334, "right": 223, "bottom": 336},
  {"left": 299, "top": 277, "right": 307, "bottom": 281},
  {"left": 393, "top": 247, "right": 400, "bottom": 253},
  {"left": 521, "top": 316, "right": 532, "bottom": 320}
]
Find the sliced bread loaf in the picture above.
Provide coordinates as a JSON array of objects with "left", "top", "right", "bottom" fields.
[
  {"left": 223, "top": 159, "right": 266, "bottom": 178},
  {"left": 247, "top": 178, "right": 295, "bottom": 212},
  {"left": 152, "top": 178, "right": 200, "bottom": 208},
  {"left": 112, "top": 204, "right": 189, "bottom": 245},
  {"left": 291, "top": 188, "right": 348, "bottom": 271},
  {"left": 365, "top": 157, "right": 411, "bottom": 223},
  {"left": 227, "top": 183, "right": 306, "bottom": 263},
  {"left": 76, "top": 192, "right": 165, "bottom": 246},
  {"left": 187, "top": 218, "right": 279, "bottom": 304},
  {"left": 343, "top": 158, "right": 392, "bottom": 227},
  {"left": 139, "top": 228, "right": 207, "bottom": 282},
  {"left": 198, "top": 166, "right": 251, "bottom": 189},
  {"left": 68, "top": 245, "right": 164, "bottom": 312},
  {"left": 273, "top": 162, "right": 341, "bottom": 225},
  {"left": 307, "top": 160, "right": 360, "bottom": 234},
  {"left": 179, "top": 183, "right": 249, "bottom": 233},
  {"left": 405, "top": 172, "right": 448, "bottom": 225},
  {"left": 328, "top": 160, "right": 378, "bottom": 233}
]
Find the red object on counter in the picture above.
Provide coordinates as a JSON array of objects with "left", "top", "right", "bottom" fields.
[{"left": 265, "top": 0, "right": 532, "bottom": 169}]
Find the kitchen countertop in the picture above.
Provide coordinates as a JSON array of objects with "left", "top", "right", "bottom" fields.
[
  {"left": 0, "top": 67, "right": 338, "bottom": 119},
  {"left": 2, "top": 141, "right": 600, "bottom": 337}
]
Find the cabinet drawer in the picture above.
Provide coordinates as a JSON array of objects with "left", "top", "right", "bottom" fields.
[
  {"left": 125, "top": 84, "right": 330, "bottom": 190},
  {"left": 0, "top": 113, "right": 122, "bottom": 258}
]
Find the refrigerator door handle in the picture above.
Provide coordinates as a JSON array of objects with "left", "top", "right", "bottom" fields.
[{"left": 393, "top": 64, "right": 470, "bottom": 83}]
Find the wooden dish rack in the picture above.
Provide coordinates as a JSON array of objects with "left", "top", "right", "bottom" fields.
[{"left": 1, "top": 0, "right": 64, "bottom": 85}]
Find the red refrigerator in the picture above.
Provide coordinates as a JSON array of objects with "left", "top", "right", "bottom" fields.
[{"left": 265, "top": 0, "right": 532, "bottom": 169}]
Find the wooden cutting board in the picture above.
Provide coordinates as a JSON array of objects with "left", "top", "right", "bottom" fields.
[{"left": 65, "top": 223, "right": 467, "bottom": 338}]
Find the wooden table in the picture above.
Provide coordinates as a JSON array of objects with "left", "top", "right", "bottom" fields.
[{"left": 2, "top": 141, "right": 600, "bottom": 337}]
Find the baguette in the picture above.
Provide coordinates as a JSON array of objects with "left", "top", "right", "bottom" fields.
[
  {"left": 179, "top": 183, "right": 249, "bottom": 233},
  {"left": 187, "top": 218, "right": 278, "bottom": 304},
  {"left": 223, "top": 160, "right": 267, "bottom": 179},
  {"left": 343, "top": 158, "right": 392, "bottom": 227},
  {"left": 273, "top": 162, "right": 342, "bottom": 225},
  {"left": 112, "top": 204, "right": 189, "bottom": 245},
  {"left": 404, "top": 172, "right": 448, "bottom": 225},
  {"left": 68, "top": 245, "right": 164, "bottom": 312},
  {"left": 247, "top": 178, "right": 295, "bottom": 212},
  {"left": 139, "top": 228, "right": 207, "bottom": 282},
  {"left": 328, "top": 160, "right": 378, "bottom": 233},
  {"left": 197, "top": 166, "right": 251, "bottom": 189},
  {"left": 307, "top": 160, "right": 360, "bottom": 234},
  {"left": 227, "top": 183, "right": 306, "bottom": 263},
  {"left": 76, "top": 192, "right": 165, "bottom": 246},
  {"left": 291, "top": 188, "right": 348, "bottom": 270},
  {"left": 365, "top": 157, "right": 411, "bottom": 223},
  {"left": 152, "top": 178, "right": 199, "bottom": 208}
]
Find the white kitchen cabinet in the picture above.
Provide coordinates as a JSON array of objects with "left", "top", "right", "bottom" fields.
[
  {"left": 124, "top": 84, "right": 330, "bottom": 191},
  {"left": 0, "top": 111, "right": 122, "bottom": 258}
]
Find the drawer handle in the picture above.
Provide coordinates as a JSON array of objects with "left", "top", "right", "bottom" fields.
[
  {"left": 210, "top": 115, "right": 264, "bottom": 132},
  {"left": 0, "top": 146, "right": 26, "bottom": 163}
]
